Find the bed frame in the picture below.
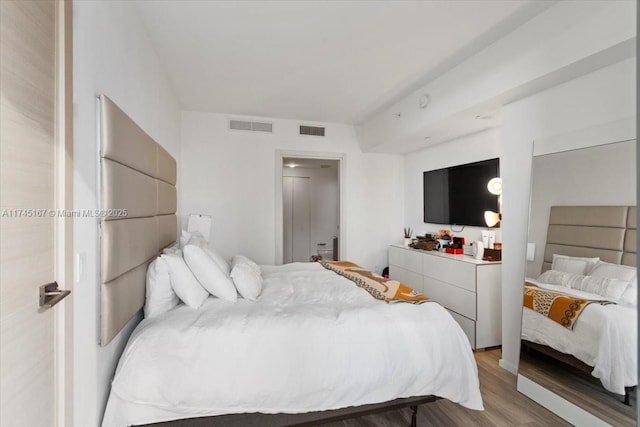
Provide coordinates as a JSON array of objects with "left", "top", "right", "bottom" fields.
[
  {"left": 524, "top": 205, "right": 637, "bottom": 404},
  {"left": 99, "top": 95, "right": 437, "bottom": 425},
  {"left": 134, "top": 396, "right": 438, "bottom": 427}
]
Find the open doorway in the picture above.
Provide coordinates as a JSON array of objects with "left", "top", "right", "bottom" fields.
[{"left": 276, "top": 153, "right": 343, "bottom": 264}]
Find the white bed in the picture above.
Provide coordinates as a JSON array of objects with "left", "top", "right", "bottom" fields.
[
  {"left": 521, "top": 277, "right": 637, "bottom": 396},
  {"left": 102, "top": 262, "right": 483, "bottom": 427}
]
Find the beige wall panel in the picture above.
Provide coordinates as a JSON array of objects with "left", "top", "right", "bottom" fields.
[
  {"left": 156, "top": 214, "right": 177, "bottom": 249},
  {"left": 624, "top": 229, "right": 636, "bottom": 254},
  {"left": 100, "top": 95, "right": 157, "bottom": 178},
  {"left": 621, "top": 253, "right": 636, "bottom": 267},
  {"left": 157, "top": 144, "right": 177, "bottom": 185},
  {"left": 102, "top": 158, "right": 157, "bottom": 219},
  {"left": 627, "top": 206, "right": 636, "bottom": 229},
  {"left": 99, "top": 95, "right": 177, "bottom": 346},
  {"left": 543, "top": 243, "right": 623, "bottom": 265},
  {"left": 101, "top": 217, "right": 158, "bottom": 283},
  {"left": 549, "top": 206, "right": 628, "bottom": 228},
  {"left": 546, "top": 225, "right": 625, "bottom": 252},
  {"left": 157, "top": 180, "right": 177, "bottom": 215},
  {"left": 101, "top": 262, "right": 149, "bottom": 345}
]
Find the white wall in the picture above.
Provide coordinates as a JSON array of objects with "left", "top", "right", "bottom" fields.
[
  {"left": 500, "top": 57, "right": 636, "bottom": 373},
  {"left": 180, "top": 112, "right": 403, "bottom": 272},
  {"left": 403, "top": 128, "right": 502, "bottom": 244},
  {"left": 283, "top": 166, "right": 340, "bottom": 259},
  {"left": 73, "top": 1, "right": 181, "bottom": 425}
]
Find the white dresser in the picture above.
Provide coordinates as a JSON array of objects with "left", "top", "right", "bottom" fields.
[{"left": 388, "top": 245, "right": 501, "bottom": 350}]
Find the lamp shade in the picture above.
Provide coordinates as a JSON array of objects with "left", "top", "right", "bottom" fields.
[
  {"left": 484, "top": 210, "right": 501, "bottom": 227},
  {"left": 487, "top": 177, "right": 503, "bottom": 195}
]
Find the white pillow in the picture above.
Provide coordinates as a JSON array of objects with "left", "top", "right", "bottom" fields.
[
  {"left": 162, "top": 243, "right": 181, "bottom": 256},
  {"left": 186, "top": 230, "right": 207, "bottom": 248},
  {"left": 574, "top": 276, "right": 629, "bottom": 301},
  {"left": 179, "top": 230, "right": 192, "bottom": 248},
  {"left": 551, "top": 254, "right": 600, "bottom": 275},
  {"left": 230, "top": 258, "right": 263, "bottom": 300},
  {"left": 144, "top": 257, "right": 179, "bottom": 318},
  {"left": 537, "top": 269, "right": 573, "bottom": 287},
  {"left": 620, "top": 278, "right": 637, "bottom": 306},
  {"left": 232, "top": 255, "right": 260, "bottom": 274},
  {"left": 537, "top": 270, "right": 628, "bottom": 301},
  {"left": 183, "top": 245, "right": 237, "bottom": 301},
  {"left": 588, "top": 261, "right": 637, "bottom": 283},
  {"left": 203, "top": 247, "right": 231, "bottom": 276},
  {"left": 162, "top": 253, "right": 209, "bottom": 308}
]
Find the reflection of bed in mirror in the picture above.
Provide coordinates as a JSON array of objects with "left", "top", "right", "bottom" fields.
[
  {"left": 520, "top": 206, "right": 637, "bottom": 405},
  {"left": 517, "top": 138, "right": 637, "bottom": 427}
]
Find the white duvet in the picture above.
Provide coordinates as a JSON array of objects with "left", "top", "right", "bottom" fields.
[
  {"left": 522, "top": 278, "right": 637, "bottom": 395},
  {"left": 102, "top": 263, "right": 483, "bottom": 426}
]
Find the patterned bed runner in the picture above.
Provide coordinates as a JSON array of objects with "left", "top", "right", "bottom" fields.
[
  {"left": 523, "top": 283, "right": 613, "bottom": 329},
  {"left": 320, "top": 261, "right": 428, "bottom": 304}
]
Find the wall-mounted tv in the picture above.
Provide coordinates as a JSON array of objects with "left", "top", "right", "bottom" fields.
[{"left": 423, "top": 158, "right": 500, "bottom": 227}]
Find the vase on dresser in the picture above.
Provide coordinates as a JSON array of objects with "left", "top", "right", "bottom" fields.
[{"left": 403, "top": 238, "right": 412, "bottom": 246}]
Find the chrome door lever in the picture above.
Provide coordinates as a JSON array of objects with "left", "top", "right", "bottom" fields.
[{"left": 39, "top": 281, "right": 71, "bottom": 308}]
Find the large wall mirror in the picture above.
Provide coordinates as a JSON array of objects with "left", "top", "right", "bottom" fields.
[{"left": 517, "top": 139, "right": 637, "bottom": 426}]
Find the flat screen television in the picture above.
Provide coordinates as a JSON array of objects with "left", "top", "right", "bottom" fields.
[{"left": 423, "top": 158, "right": 500, "bottom": 227}]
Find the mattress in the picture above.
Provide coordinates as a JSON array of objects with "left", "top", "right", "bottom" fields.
[
  {"left": 521, "top": 278, "right": 637, "bottom": 395},
  {"left": 102, "top": 262, "right": 483, "bottom": 426}
]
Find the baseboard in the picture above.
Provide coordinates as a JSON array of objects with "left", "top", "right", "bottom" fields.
[{"left": 498, "top": 358, "right": 517, "bottom": 374}]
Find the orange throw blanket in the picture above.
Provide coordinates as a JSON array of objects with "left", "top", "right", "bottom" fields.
[
  {"left": 320, "top": 261, "right": 428, "bottom": 304},
  {"left": 523, "top": 283, "right": 613, "bottom": 329}
]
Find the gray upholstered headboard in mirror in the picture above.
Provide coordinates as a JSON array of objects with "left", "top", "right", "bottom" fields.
[
  {"left": 542, "top": 205, "right": 637, "bottom": 272},
  {"left": 99, "top": 95, "right": 177, "bottom": 345}
]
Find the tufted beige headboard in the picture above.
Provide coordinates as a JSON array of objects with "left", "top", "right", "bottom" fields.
[
  {"left": 99, "top": 95, "right": 177, "bottom": 345},
  {"left": 542, "top": 206, "right": 637, "bottom": 272}
]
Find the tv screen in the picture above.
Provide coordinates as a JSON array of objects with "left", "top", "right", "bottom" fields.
[{"left": 423, "top": 158, "right": 500, "bottom": 227}]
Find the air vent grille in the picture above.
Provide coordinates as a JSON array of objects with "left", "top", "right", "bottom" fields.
[
  {"left": 299, "top": 125, "right": 325, "bottom": 137},
  {"left": 229, "top": 120, "right": 273, "bottom": 133}
]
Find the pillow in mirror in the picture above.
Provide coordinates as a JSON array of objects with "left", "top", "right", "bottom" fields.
[
  {"left": 619, "top": 277, "right": 637, "bottom": 306},
  {"left": 537, "top": 269, "right": 628, "bottom": 302},
  {"left": 588, "top": 261, "right": 637, "bottom": 283},
  {"left": 551, "top": 254, "right": 600, "bottom": 275}
]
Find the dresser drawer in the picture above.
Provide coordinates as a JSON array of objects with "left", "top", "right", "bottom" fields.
[
  {"left": 388, "top": 246, "right": 422, "bottom": 274},
  {"left": 389, "top": 265, "right": 423, "bottom": 293},
  {"left": 423, "top": 276, "right": 476, "bottom": 319},
  {"left": 423, "top": 255, "right": 476, "bottom": 292},
  {"left": 446, "top": 309, "right": 476, "bottom": 349}
]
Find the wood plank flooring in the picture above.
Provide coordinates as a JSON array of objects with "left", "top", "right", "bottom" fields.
[{"left": 324, "top": 349, "right": 571, "bottom": 427}]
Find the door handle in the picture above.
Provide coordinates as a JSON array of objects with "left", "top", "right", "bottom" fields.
[{"left": 39, "top": 281, "right": 71, "bottom": 308}]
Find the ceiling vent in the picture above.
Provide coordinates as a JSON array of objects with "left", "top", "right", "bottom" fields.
[
  {"left": 299, "top": 125, "right": 325, "bottom": 137},
  {"left": 229, "top": 119, "right": 273, "bottom": 133}
]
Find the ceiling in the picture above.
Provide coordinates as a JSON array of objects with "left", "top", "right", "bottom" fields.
[{"left": 134, "top": 1, "right": 545, "bottom": 125}]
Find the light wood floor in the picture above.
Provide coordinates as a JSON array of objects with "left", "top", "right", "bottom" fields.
[{"left": 324, "top": 349, "right": 572, "bottom": 427}]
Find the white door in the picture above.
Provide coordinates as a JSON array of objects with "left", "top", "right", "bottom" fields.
[
  {"left": 283, "top": 177, "right": 294, "bottom": 263},
  {"left": 282, "top": 176, "right": 311, "bottom": 263},
  {"left": 0, "top": 1, "right": 72, "bottom": 426},
  {"left": 292, "top": 177, "right": 311, "bottom": 262}
]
